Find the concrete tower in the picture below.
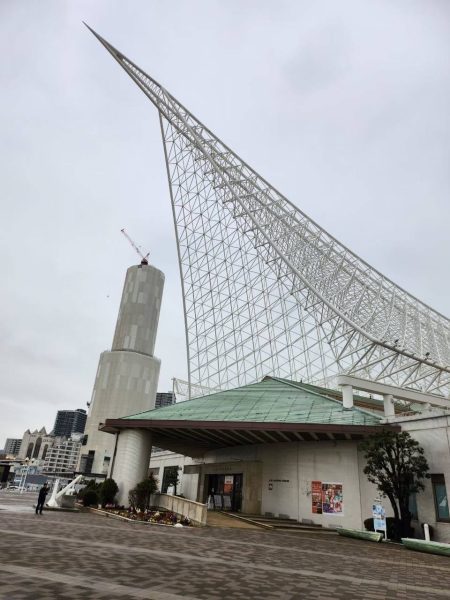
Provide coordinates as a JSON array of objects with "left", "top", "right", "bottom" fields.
[{"left": 80, "top": 260, "right": 164, "bottom": 475}]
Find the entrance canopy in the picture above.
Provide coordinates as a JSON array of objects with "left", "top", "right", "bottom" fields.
[{"left": 101, "top": 377, "right": 398, "bottom": 455}]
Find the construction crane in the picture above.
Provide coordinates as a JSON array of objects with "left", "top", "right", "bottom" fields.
[{"left": 120, "top": 228, "right": 150, "bottom": 264}]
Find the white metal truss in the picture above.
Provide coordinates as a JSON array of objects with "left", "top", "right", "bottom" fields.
[
  {"left": 172, "top": 378, "right": 221, "bottom": 401},
  {"left": 87, "top": 26, "right": 450, "bottom": 398}
]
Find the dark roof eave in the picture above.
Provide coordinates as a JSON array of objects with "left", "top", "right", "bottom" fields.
[{"left": 100, "top": 418, "right": 398, "bottom": 435}]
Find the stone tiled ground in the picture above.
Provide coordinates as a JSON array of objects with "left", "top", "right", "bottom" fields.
[{"left": 1, "top": 492, "right": 450, "bottom": 599}]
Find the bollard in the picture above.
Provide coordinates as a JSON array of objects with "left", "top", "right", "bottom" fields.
[{"left": 423, "top": 523, "right": 430, "bottom": 541}]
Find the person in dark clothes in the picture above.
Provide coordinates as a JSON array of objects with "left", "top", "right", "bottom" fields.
[{"left": 36, "top": 483, "right": 49, "bottom": 515}]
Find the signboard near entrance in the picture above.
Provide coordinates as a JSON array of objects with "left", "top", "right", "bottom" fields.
[{"left": 372, "top": 500, "right": 387, "bottom": 539}]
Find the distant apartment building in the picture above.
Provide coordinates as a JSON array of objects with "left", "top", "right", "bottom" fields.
[
  {"left": 155, "top": 392, "right": 176, "bottom": 409},
  {"left": 53, "top": 409, "right": 87, "bottom": 437},
  {"left": 4, "top": 438, "right": 22, "bottom": 457},
  {"left": 42, "top": 433, "right": 83, "bottom": 476}
]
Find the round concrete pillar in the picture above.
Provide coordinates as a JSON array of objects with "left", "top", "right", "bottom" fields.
[
  {"left": 383, "top": 394, "right": 395, "bottom": 417},
  {"left": 112, "top": 429, "right": 152, "bottom": 506}
]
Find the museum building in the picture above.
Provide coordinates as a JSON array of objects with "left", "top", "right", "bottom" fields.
[
  {"left": 101, "top": 375, "right": 450, "bottom": 540},
  {"left": 102, "top": 377, "right": 394, "bottom": 527}
]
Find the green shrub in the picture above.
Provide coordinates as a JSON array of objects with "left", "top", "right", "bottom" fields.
[
  {"left": 99, "top": 478, "right": 118, "bottom": 507},
  {"left": 77, "top": 479, "right": 100, "bottom": 500},
  {"left": 128, "top": 474, "right": 158, "bottom": 511},
  {"left": 82, "top": 489, "right": 99, "bottom": 507}
]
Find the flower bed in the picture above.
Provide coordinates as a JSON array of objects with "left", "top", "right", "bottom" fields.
[{"left": 102, "top": 505, "right": 192, "bottom": 526}]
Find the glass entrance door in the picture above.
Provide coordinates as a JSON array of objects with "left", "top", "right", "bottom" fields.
[{"left": 206, "top": 473, "right": 243, "bottom": 511}]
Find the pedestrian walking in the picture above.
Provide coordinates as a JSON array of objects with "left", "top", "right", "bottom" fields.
[{"left": 35, "top": 483, "right": 49, "bottom": 515}]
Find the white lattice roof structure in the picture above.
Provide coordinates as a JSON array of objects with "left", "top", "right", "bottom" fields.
[{"left": 86, "top": 25, "right": 450, "bottom": 399}]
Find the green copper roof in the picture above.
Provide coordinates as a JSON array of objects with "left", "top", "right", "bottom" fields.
[{"left": 122, "top": 377, "right": 382, "bottom": 427}]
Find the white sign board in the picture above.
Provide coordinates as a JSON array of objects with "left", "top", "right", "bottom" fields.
[{"left": 372, "top": 500, "right": 387, "bottom": 539}]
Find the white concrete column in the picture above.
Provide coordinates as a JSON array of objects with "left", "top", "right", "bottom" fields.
[
  {"left": 112, "top": 429, "right": 152, "bottom": 506},
  {"left": 383, "top": 394, "right": 395, "bottom": 417},
  {"left": 342, "top": 385, "right": 354, "bottom": 409}
]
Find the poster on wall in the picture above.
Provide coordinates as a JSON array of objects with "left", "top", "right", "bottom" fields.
[
  {"left": 223, "top": 475, "right": 234, "bottom": 494},
  {"left": 311, "top": 481, "right": 344, "bottom": 515},
  {"left": 321, "top": 482, "right": 344, "bottom": 515},
  {"left": 311, "top": 480, "right": 323, "bottom": 514}
]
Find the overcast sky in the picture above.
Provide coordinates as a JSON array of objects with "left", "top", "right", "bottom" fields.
[{"left": 1, "top": 1, "right": 449, "bottom": 446}]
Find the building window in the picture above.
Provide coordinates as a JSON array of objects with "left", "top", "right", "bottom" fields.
[
  {"left": 162, "top": 466, "right": 180, "bottom": 493},
  {"left": 102, "top": 456, "right": 111, "bottom": 475},
  {"left": 80, "top": 451, "right": 95, "bottom": 474},
  {"left": 408, "top": 493, "right": 418, "bottom": 520},
  {"left": 432, "top": 474, "right": 450, "bottom": 522}
]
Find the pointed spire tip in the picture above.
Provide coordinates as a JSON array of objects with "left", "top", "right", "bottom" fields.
[
  {"left": 82, "top": 22, "right": 124, "bottom": 61},
  {"left": 82, "top": 21, "right": 106, "bottom": 44}
]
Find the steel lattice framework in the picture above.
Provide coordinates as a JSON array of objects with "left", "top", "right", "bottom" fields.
[{"left": 87, "top": 26, "right": 450, "bottom": 398}]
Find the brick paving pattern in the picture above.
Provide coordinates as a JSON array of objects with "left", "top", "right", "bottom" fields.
[{"left": 1, "top": 491, "right": 450, "bottom": 599}]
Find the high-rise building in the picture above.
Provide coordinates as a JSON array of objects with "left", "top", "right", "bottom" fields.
[
  {"left": 4, "top": 438, "right": 22, "bottom": 457},
  {"left": 79, "top": 260, "right": 164, "bottom": 475},
  {"left": 155, "top": 392, "right": 176, "bottom": 409},
  {"left": 53, "top": 409, "right": 87, "bottom": 437}
]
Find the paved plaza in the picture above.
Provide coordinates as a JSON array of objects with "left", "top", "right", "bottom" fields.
[{"left": 1, "top": 492, "right": 450, "bottom": 599}]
